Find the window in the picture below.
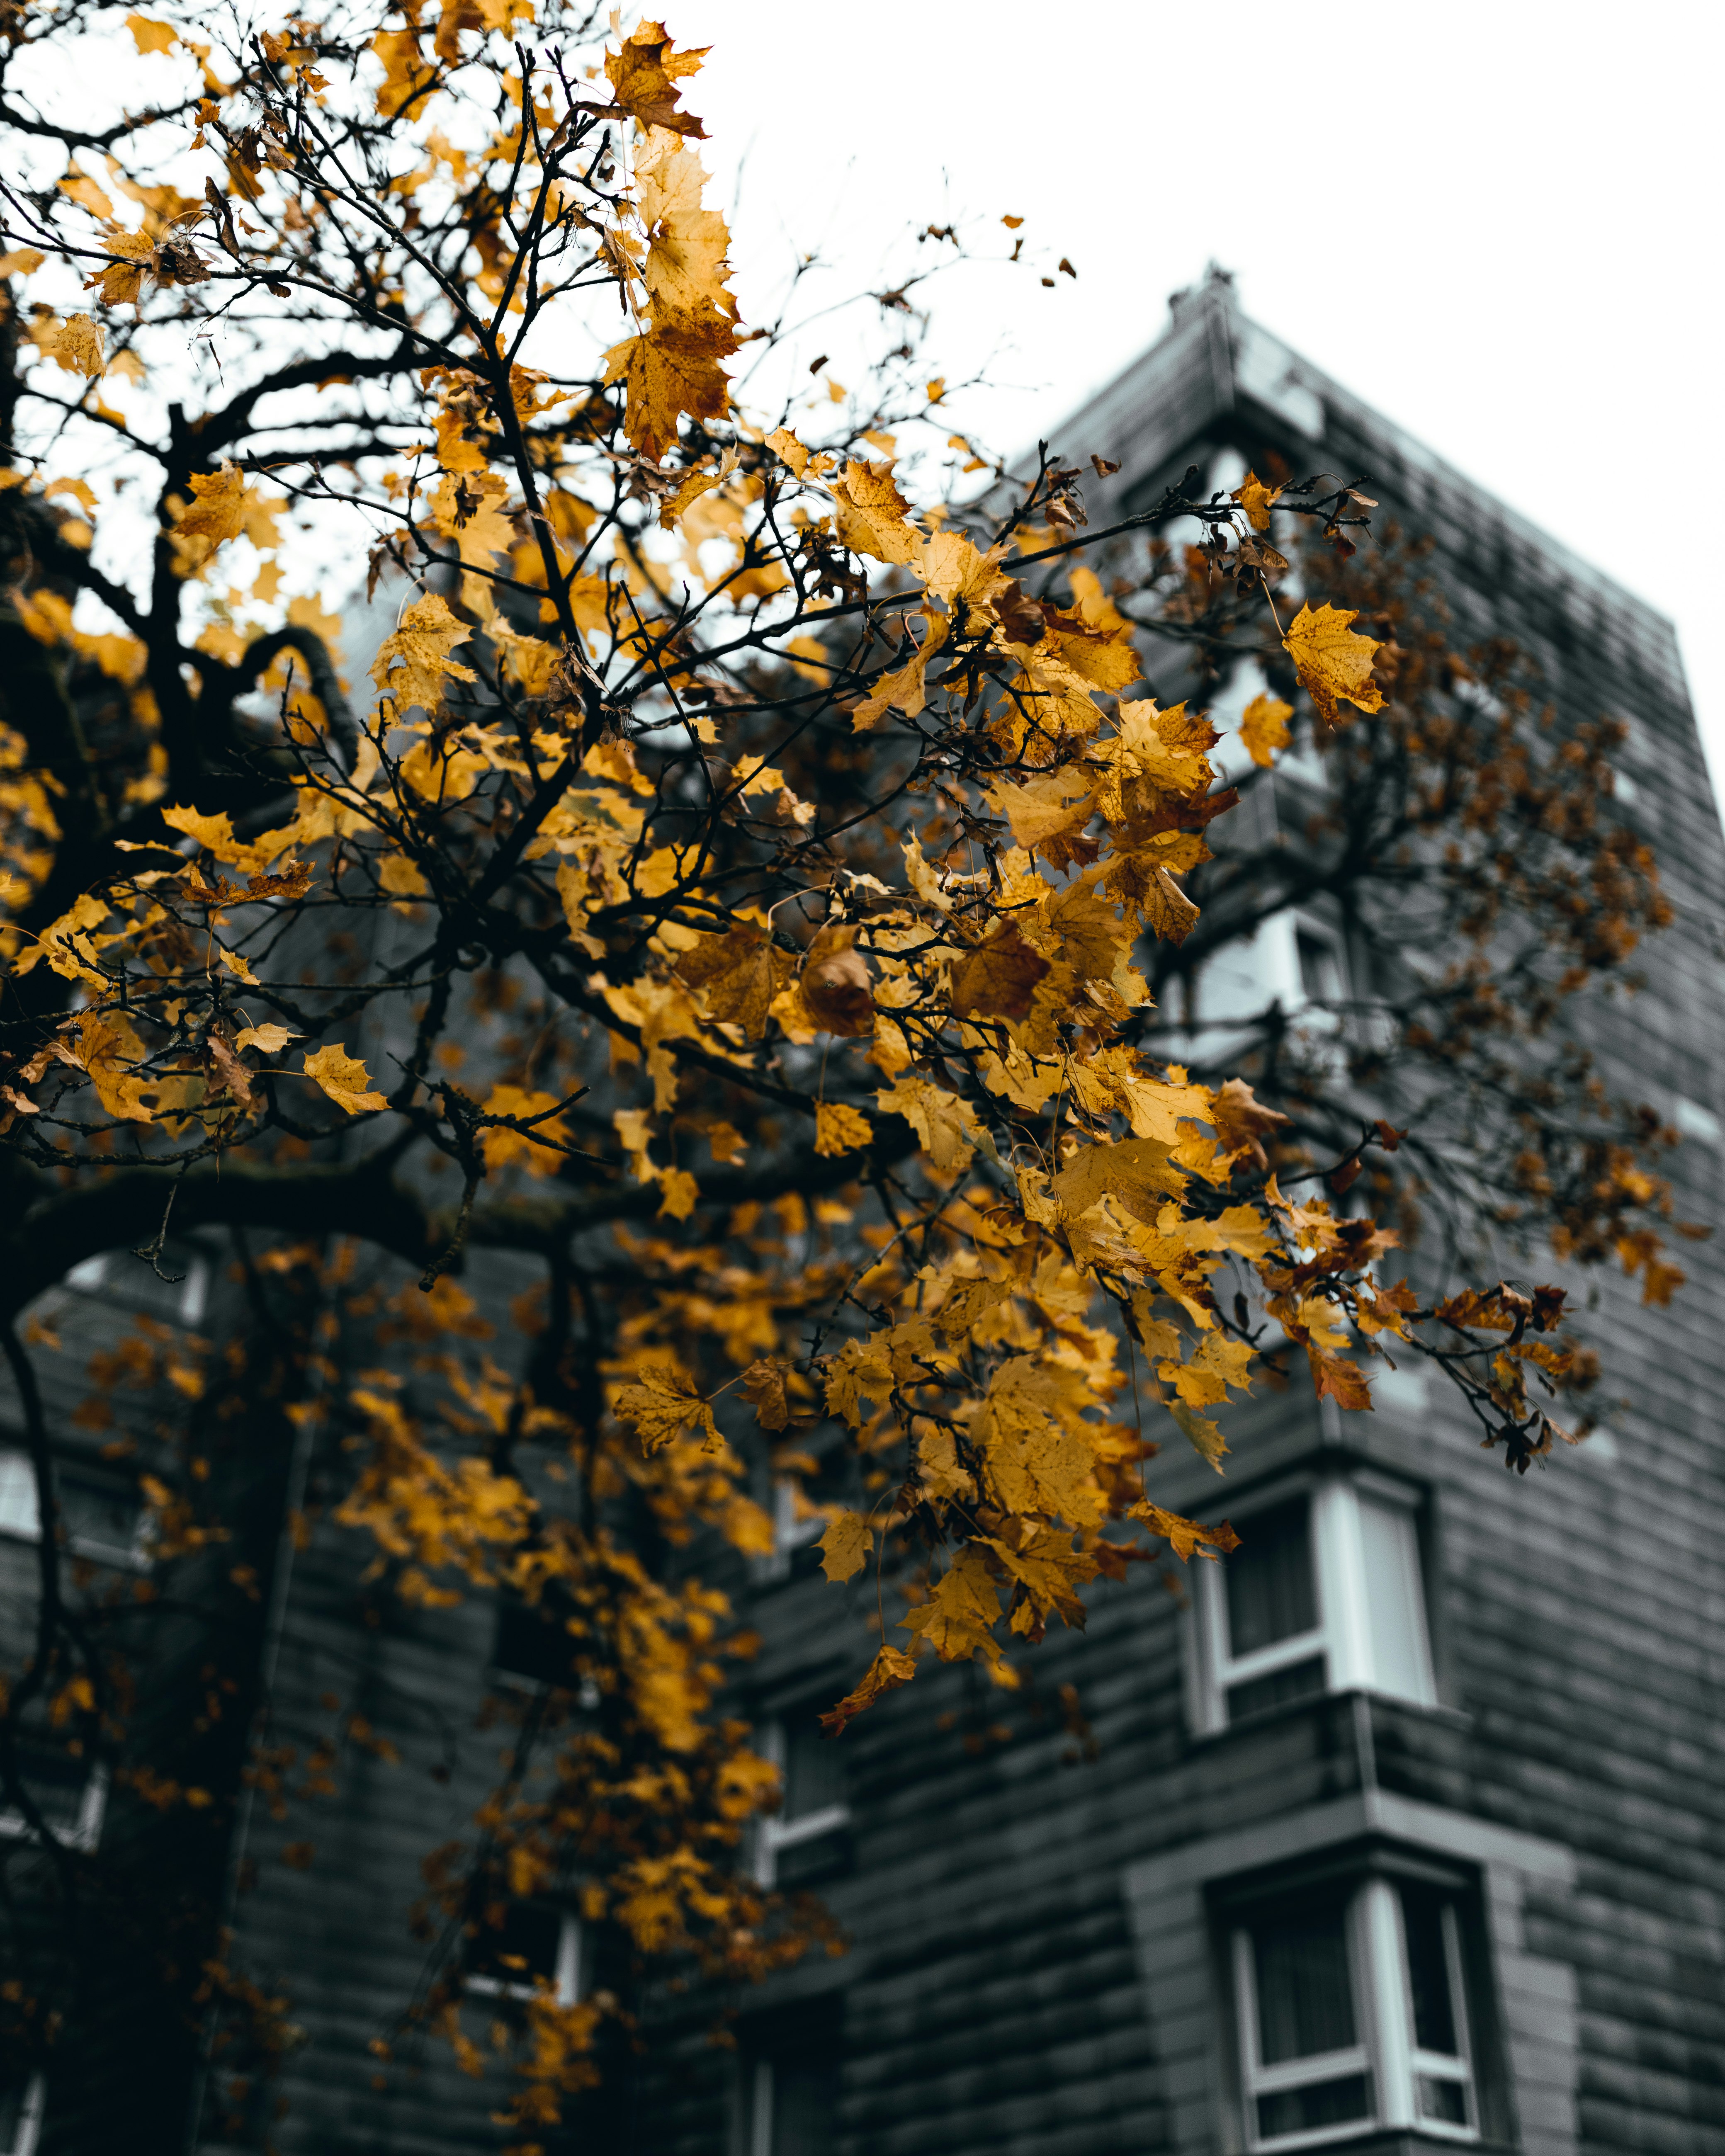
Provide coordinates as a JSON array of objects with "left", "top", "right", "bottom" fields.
[
  {"left": 465, "top": 1901, "right": 582, "bottom": 2005},
  {"left": 1195, "top": 1474, "right": 1436, "bottom": 1730},
  {"left": 746, "top": 2054, "right": 841, "bottom": 2156},
  {"left": 491, "top": 1595, "right": 571, "bottom": 1690},
  {"left": 742, "top": 1999, "right": 843, "bottom": 2156},
  {"left": 0, "top": 1740, "right": 107, "bottom": 1853},
  {"left": 1233, "top": 1878, "right": 1477, "bottom": 2147},
  {"left": 0, "top": 1451, "right": 146, "bottom": 1567},
  {"left": 0, "top": 2074, "right": 44, "bottom": 2156},
  {"left": 63, "top": 1246, "right": 209, "bottom": 1326},
  {"left": 756, "top": 1477, "right": 825, "bottom": 1585},
  {"left": 1295, "top": 922, "right": 1348, "bottom": 1008},
  {"left": 754, "top": 1705, "right": 850, "bottom": 1889}
]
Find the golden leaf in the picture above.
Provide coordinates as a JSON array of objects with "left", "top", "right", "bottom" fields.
[
  {"left": 873, "top": 1078, "right": 980, "bottom": 1174},
  {"left": 674, "top": 919, "right": 791, "bottom": 1039},
  {"left": 1210, "top": 1077, "right": 1291, "bottom": 1170},
  {"left": 614, "top": 1362, "right": 719, "bottom": 1454},
  {"left": 818, "top": 1645, "right": 916, "bottom": 1736},
  {"left": 818, "top": 1510, "right": 872, "bottom": 1584},
  {"left": 1169, "top": 1401, "right": 1229, "bottom": 1471},
  {"left": 174, "top": 465, "right": 248, "bottom": 544},
  {"left": 1141, "top": 864, "right": 1200, "bottom": 944},
  {"left": 234, "top": 1023, "right": 300, "bottom": 1055},
  {"left": 369, "top": 592, "right": 477, "bottom": 714},
  {"left": 739, "top": 1358, "right": 790, "bottom": 1432},
  {"left": 1283, "top": 602, "right": 1384, "bottom": 726},
  {"left": 1231, "top": 469, "right": 1284, "bottom": 532},
  {"left": 828, "top": 458, "right": 920, "bottom": 566},
  {"left": 126, "top": 12, "right": 175, "bottom": 49},
  {"left": 814, "top": 1101, "right": 873, "bottom": 1157},
  {"left": 603, "top": 20, "right": 709, "bottom": 137},
  {"left": 949, "top": 927, "right": 1050, "bottom": 1021},
  {"left": 302, "top": 1044, "right": 388, "bottom": 1115},
  {"left": 1130, "top": 1500, "right": 1241, "bottom": 1563},
  {"left": 656, "top": 1167, "right": 698, "bottom": 1220},
  {"left": 76, "top": 1012, "right": 154, "bottom": 1123},
  {"left": 765, "top": 425, "right": 811, "bottom": 478},
  {"left": 982, "top": 1522, "right": 1097, "bottom": 1629},
  {"left": 50, "top": 314, "right": 104, "bottom": 379},
  {"left": 916, "top": 1425, "right": 977, "bottom": 1502},
  {"left": 1238, "top": 691, "right": 1293, "bottom": 768},
  {"left": 1051, "top": 1138, "right": 1186, "bottom": 1226},
  {"left": 479, "top": 1085, "right": 565, "bottom": 1176},
  {"left": 603, "top": 314, "right": 736, "bottom": 466},
  {"left": 901, "top": 1545, "right": 1002, "bottom": 1661},
  {"left": 852, "top": 613, "right": 946, "bottom": 731},
  {"left": 800, "top": 925, "right": 874, "bottom": 1037}
]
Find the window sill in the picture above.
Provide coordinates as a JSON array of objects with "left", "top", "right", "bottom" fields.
[{"left": 1189, "top": 1686, "right": 1472, "bottom": 1749}]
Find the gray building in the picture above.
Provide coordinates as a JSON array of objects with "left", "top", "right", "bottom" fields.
[{"left": 2, "top": 276, "right": 1721, "bottom": 2156}]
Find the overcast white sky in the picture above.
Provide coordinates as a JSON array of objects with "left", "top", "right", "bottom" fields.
[{"left": 677, "top": 0, "right": 1724, "bottom": 801}]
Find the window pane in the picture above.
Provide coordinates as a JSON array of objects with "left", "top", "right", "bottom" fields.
[
  {"left": 1256, "top": 2074, "right": 1373, "bottom": 2140},
  {"left": 1226, "top": 1656, "right": 1327, "bottom": 1724},
  {"left": 1225, "top": 1499, "right": 1317, "bottom": 1656},
  {"left": 492, "top": 1598, "right": 569, "bottom": 1687},
  {"left": 783, "top": 1713, "right": 845, "bottom": 1823},
  {"left": 1357, "top": 1493, "right": 1433, "bottom": 1703},
  {"left": 1252, "top": 1906, "right": 1357, "bottom": 2063},
  {"left": 1417, "top": 2075, "right": 1470, "bottom": 2125},
  {"left": 1401, "top": 1887, "right": 1460, "bottom": 2056},
  {"left": 772, "top": 2059, "right": 839, "bottom": 2156},
  {"left": 469, "top": 1901, "right": 563, "bottom": 1987},
  {"left": 1296, "top": 929, "right": 1346, "bottom": 1004}
]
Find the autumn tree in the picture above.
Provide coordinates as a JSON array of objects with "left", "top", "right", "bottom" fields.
[{"left": 0, "top": 0, "right": 1690, "bottom": 2138}]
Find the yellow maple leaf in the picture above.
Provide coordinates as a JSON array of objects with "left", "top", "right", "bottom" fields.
[
  {"left": 874, "top": 1077, "right": 981, "bottom": 1173},
  {"left": 76, "top": 1011, "right": 154, "bottom": 1123},
  {"left": 852, "top": 613, "right": 946, "bottom": 731},
  {"left": 673, "top": 920, "right": 790, "bottom": 1039},
  {"left": 657, "top": 1166, "right": 699, "bottom": 1219},
  {"left": 369, "top": 592, "right": 477, "bottom": 714},
  {"left": 949, "top": 926, "right": 1050, "bottom": 1021},
  {"left": 1130, "top": 1500, "right": 1241, "bottom": 1562},
  {"left": 125, "top": 12, "right": 175, "bottom": 49},
  {"left": 818, "top": 1510, "right": 872, "bottom": 1584},
  {"left": 814, "top": 1100, "right": 872, "bottom": 1157},
  {"left": 302, "top": 1044, "right": 388, "bottom": 1115},
  {"left": 603, "top": 19, "right": 709, "bottom": 137},
  {"left": 613, "top": 1361, "right": 719, "bottom": 1454},
  {"left": 739, "top": 1358, "right": 790, "bottom": 1431},
  {"left": 765, "top": 425, "right": 811, "bottom": 478},
  {"left": 175, "top": 465, "right": 248, "bottom": 544},
  {"left": 479, "top": 1085, "right": 564, "bottom": 1176},
  {"left": 234, "top": 1023, "right": 300, "bottom": 1056},
  {"left": 982, "top": 1522, "right": 1097, "bottom": 1629},
  {"left": 49, "top": 314, "right": 104, "bottom": 379},
  {"left": 1239, "top": 691, "right": 1293, "bottom": 768},
  {"left": 1231, "top": 469, "right": 1284, "bottom": 532},
  {"left": 1051, "top": 1137, "right": 1186, "bottom": 1226},
  {"left": 828, "top": 458, "right": 920, "bottom": 566},
  {"left": 603, "top": 314, "right": 736, "bottom": 465},
  {"left": 916, "top": 1425, "right": 978, "bottom": 1502},
  {"left": 1283, "top": 602, "right": 1384, "bottom": 726},
  {"left": 901, "top": 1545, "right": 1002, "bottom": 1661},
  {"left": 818, "top": 1644, "right": 916, "bottom": 1736}
]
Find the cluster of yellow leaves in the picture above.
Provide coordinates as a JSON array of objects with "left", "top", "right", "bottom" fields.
[{"left": 602, "top": 39, "right": 739, "bottom": 463}]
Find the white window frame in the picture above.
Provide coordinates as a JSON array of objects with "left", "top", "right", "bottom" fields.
[
  {"left": 0, "top": 1762, "right": 107, "bottom": 1854},
  {"left": 1234, "top": 1877, "right": 1477, "bottom": 2151},
  {"left": 0, "top": 1448, "right": 151, "bottom": 1571},
  {"left": 0, "top": 2074, "right": 45, "bottom": 2156},
  {"left": 1195, "top": 1473, "right": 1436, "bottom": 1732},
  {"left": 756, "top": 1479, "right": 824, "bottom": 1585},
  {"left": 464, "top": 1908, "right": 582, "bottom": 2007},
  {"left": 63, "top": 1249, "right": 209, "bottom": 1327},
  {"left": 752, "top": 1718, "right": 850, "bottom": 1889},
  {"left": 748, "top": 2057, "right": 775, "bottom": 2156}
]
